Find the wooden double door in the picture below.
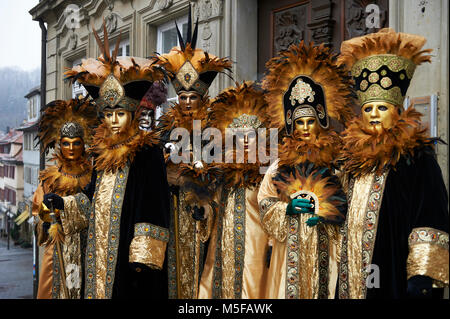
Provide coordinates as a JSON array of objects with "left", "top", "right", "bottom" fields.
[{"left": 257, "top": 0, "right": 390, "bottom": 77}]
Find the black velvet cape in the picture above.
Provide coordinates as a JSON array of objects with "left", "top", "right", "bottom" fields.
[
  {"left": 82, "top": 144, "right": 171, "bottom": 299},
  {"left": 365, "top": 145, "right": 449, "bottom": 298}
]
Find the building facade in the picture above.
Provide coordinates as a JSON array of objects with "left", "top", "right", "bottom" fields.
[
  {"left": 29, "top": 0, "right": 448, "bottom": 187},
  {"left": 14, "top": 86, "right": 42, "bottom": 241},
  {"left": 0, "top": 130, "right": 24, "bottom": 236}
]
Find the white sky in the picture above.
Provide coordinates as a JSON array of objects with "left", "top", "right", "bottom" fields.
[{"left": 0, "top": 0, "right": 41, "bottom": 71}]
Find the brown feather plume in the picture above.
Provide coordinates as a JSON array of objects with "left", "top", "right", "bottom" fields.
[
  {"left": 156, "top": 43, "right": 232, "bottom": 79},
  {"left": 262, "top": 41, "right": 355, "bottom": 132},
  {"left": 38, "top": 98, "right": 98, "bottom": 153},
  {"left": 337, "top": 28, "right": 432, "bottom": 71},
  {"left": 65, "top": 21, "right": 165, "bottom": 87}
]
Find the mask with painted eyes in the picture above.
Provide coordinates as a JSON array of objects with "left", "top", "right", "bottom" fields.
[
  {"left": 138, "top": 109, "right": 154, "bottom": 131},
  {"left": 60, "top": 137, "right": 84, "bottom": 161},
  {"left": 103, "top": 109, "right": 133, "bottom": 134},
  {"left": 178, "top": 91, "right": 202, "bottom": 112},
  {"left": 361, "top": 101, "right": 397, "bottom": 134},
  {"left": 293, "top": 116, "right": 320, "bottom": 142}
]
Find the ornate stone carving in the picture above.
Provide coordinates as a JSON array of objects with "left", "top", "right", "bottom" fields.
[
  {"left": 273, "top": 6, "right": 307, "bottom": 54},
  {"left": 68, "top": 31, "right": 78, "bottom": 50},
  {"left": 157, "top": 0, "right": 173, "bottom": 10},
  {"left": 192, "top": 0, "right": 223, "bottom": 22},
  {"left": 201, "top": 21, "right": 213, "bottom": 52},
  {"left": 307, "top": 0, "right": 334, "bottom": 46},
  {"left": 345, "top": 0, "right": 387, "bottom": 39},
  {"left": 105, "top": 12, "right": 119, "bottom": 34}
]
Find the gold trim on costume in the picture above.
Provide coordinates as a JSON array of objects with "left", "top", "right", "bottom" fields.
[{"left": 407, "top": 227, "right": 449, "bottom": 286}]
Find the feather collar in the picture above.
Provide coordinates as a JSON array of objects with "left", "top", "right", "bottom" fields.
[
  {"left": 40, "top": 153, "right": 92, "bottom": 196},
  {"left": 278, "top": 131, "right": 342, "bottom": 169},
  {"left": 339, "top": 107, "right": 431, "bottom": 177},
  {"left": 90, "top": 120, "right": 160, "bottom": 173}
]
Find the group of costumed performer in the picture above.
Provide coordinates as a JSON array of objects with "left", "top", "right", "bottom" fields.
[
  {"left": 39, "top": 22, "right": 171, "bottom": 299},
  {"left": 32, "top": 8, "right": 448, "bottom": 299}
]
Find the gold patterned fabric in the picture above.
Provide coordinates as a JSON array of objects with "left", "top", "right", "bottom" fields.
[
  {"left": 407, "top": 227, "right": 449, "bottom": 287},
  {"left": 343, "top": 172, "right": 374, "bottom": 299},
  {"left": 168, "top": 187, "right": 206, "bottom": 299},
  {"left": 129, "top": 236, "right": 167, "bottom": 270},
  {"left": 198, "top": 187, "right": 270, "bottom": 299},
  {"left": 93, "top": 171, "right": 116, "bottom": 299},
  {"left": 257, "top": 160, "right": 339, "bottom": 299}
]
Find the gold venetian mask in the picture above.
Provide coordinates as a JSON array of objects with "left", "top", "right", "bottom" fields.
[
  {"left": 293, "top": 116, "right": 320, "bottom": 142},
  {"left": 178, "top": 91, "right": 202, "bottom": 112},
  {"left": 60, "top": 137, "right": 84, "bottom": 161},
  {"left": 361, "top": 101, "right": 397, "bottom": 134},
  {"left": 103, "top": 108, "right": 133, "bottom": 135}
]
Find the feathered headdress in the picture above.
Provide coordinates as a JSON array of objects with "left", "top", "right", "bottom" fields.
[
  {"left": 137, "top": 81, "right": 168, "bottom": 115},
  {"left": 156, "top": 5, "right": 232, "bottom": 96},
  {"left": 208, "top": 81, "right": 272, "bottom": 188},
  {"left": 64, "top": 20, "right": 166, "bottom": 112},
  {"left": 263, "top": 41, "right": 355, "bottom": 136},
  {"left": 208, "top": 81, "right": 271, "bottom": 136},
  {"left": 38, "top": 97, "right": 98, "bottom": 154},
  {"left": 337, "top": 28, "right": 432, "bottom": 107}
]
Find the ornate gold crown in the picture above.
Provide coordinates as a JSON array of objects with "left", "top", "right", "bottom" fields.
[{"left": 337, "top": 28, "right": 432, "bottom": 107}]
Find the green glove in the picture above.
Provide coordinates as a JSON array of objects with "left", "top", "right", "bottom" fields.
[
  {"left": 286, "top": 198, "right": 314, "bottom": 215},
  {"left": 306, "top": 216, "right": 320, "bottom": 227}
]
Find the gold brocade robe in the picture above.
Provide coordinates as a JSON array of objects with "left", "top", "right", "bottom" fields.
[
  {"left": 167, "top": 186, "right": 211, "bottom": 299},
  {"left": 198, "top": 186, "right": 270, "bottom": 299},
  {"left": 33, "top": 169, "right": 90, "bottom": 299},
  {"left": 257, "top": 161, "right": 340, "bottom": 299}
]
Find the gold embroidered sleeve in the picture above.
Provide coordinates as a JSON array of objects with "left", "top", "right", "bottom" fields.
[
  {"left": 129, "top": 223, "right": 170, "bottom": 270},
  {"left": 407, "top": 227, "right": 449, "bottom": 287},
  {"left": 61, "top": 193, "right": 90, "bottom": 236}
]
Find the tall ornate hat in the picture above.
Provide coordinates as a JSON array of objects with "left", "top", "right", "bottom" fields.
[
  {"left": 208, "top": 81, "right": 271, "bottom": 135},
  {"left": 263, "top": 41, "right": 355, "bottom": 136},
  {"left": 137, "top": 82, "right": 168, "bottom": 114},
  {"left": 157, "top": 6, "right": 232, "bottom": 97},
  {"left": 337, "top": 28, "right": 432, "bottom": 107},
  {"left": 38, "top": 97, "right": 98, "bottom": 153},
  {"left": 65, "top": 21, "right": 166, "bottom": 113}
]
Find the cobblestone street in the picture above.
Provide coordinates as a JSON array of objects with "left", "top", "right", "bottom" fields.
[{"left": 0, "top": 237, "right": 33, "bottom": 299}]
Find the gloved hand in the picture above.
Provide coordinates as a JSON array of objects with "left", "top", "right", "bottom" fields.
[
  {"left": 407, "top": 275, "right": 433, "bottom": 298},
  {"left": 193, "top": 160, "right": 204, "bottom": 169},
  {"left": 306, "top": 216, "right": 321, "bottom": 227},
  {"left": 191, "top": 206, "right": 206, "bottom": 221},
  {"left": 286, "top": 198, "right": 314, "bottom": 215},
  {"left": 43, "top": 193, "right": 64, "bottom": 211}
]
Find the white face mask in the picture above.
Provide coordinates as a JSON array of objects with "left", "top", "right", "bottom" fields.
[{"left": 138, "top": 109, "right": 154, "bottom": 131}]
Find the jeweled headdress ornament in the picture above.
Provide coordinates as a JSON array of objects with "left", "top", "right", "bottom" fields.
[
  {"left": 263, "top": 41, "right": 355, "bottom": 136},
  {"left": 65, "top": 21, "right": 166, "bottom": 113},
  {"left": 38, "top": 98, "right": 98, "bottom": 153},
  {"left": 156, "top": 5, "right": 232, "bottom": 97},
  {"left": 208, "top": 81, "right": 271, "bottom": 135},
  {"left": 337, "top": 28, "right": 432, "bottom": 108}
]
